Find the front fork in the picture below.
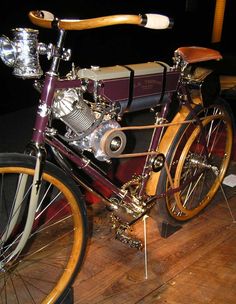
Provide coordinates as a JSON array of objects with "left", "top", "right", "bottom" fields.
[{"left": 0, "top": 144, "right": 46, "bottom": 266}]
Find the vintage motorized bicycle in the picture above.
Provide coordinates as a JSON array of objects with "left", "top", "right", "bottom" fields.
[{"left": 0, "top": 10, "right": 234, "bottom": 303}]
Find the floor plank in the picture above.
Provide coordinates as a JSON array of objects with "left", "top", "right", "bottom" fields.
[{"left": 72, "top": 190, "right": 236, "bottom": 304}]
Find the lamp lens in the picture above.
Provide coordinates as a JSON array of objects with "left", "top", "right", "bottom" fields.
[{"left": 0, "top": 36, "right": 16, "bottom": 67}]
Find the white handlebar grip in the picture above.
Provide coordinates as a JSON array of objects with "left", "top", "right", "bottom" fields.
[
  {"left": 39, "top": 10, "right": 54, "bottom": 20},
  {"left": 141, "top": 14, "right": 173, "bottom": 29}
]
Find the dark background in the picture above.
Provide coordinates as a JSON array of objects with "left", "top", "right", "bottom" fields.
[{"left": 0, "top": 0, "right": 235, "bottom": 114}]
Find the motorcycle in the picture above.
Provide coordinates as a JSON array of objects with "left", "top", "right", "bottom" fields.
[{"left": 0, "top": 10, "right": 233, "bottom": 303}]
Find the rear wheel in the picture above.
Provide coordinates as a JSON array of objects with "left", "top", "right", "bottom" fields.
[
  {"left": 156, "top": 102, "right": 233, "bottom": 222},
  {"left": 0, "top": 153, "right": 88, "bottom": 303}
]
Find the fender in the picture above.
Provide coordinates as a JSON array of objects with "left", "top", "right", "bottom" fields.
[{"left": 145, "top": 97, "right": 202, "bottom": 196}]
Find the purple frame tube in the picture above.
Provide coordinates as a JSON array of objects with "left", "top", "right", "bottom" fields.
[{"left": 31, "top": 73, "right": 167, "bottom": 201}]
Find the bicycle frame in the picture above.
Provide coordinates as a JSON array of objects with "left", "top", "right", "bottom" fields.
[{"left": 30, "top": 78, "right": 192, "bottom": 214}]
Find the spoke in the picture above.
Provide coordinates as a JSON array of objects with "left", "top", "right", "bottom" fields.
[
  {"left": 14, "top": 270, "right": 48, "bottom": 301},
  {"left": 0, "top": 234, "right": 22, "bottom": 262},
  {"left": 1, "top": 212, "right": 72, "bottom": 267},
  {"left": 35, "top": 183, "right": 53, "bottom": 213},
  {"left": 12, "top": 226, "right": 73, "bottom": 268},
  {"left": 206, "top": 116, "right": 215, "bottom": 147},
  {"left": 17, "top": 271, "right": 37, "bottom": 304},
  {"left": 9, "top": 275, "right": 20, "bottom": 304},
  {"left": 207, "top": 120, "right": 222, "bottom": 156},
  {"left": 35, "top": 190, "right": 61, "bottom": 220},
  {"left": 33, "top": 213, "right": 72, "bottom": 237},
  {"left": 1, "top": 179, "right": 70, "bottom": 266},
  {"left": 0, "top": 274, "right": 8, "bottom": 303},
  {"left": 182, "top": 172, "right": 204, "bottom": 208}
]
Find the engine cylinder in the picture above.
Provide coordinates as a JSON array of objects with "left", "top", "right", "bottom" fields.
[
  {"left": 53, "top": 88, "right": 95, "bottom": 134},
  {"left": 61, "top": 100, "right": 95, "bottom": 133}
]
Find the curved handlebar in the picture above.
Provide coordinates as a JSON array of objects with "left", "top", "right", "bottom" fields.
[{"left": 28, "top": 10, "right": 173, "bottom": 31}]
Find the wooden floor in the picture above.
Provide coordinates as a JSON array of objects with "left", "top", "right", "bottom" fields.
[{"left": 72, "top": 168, "right": 236, "bottom": 304}]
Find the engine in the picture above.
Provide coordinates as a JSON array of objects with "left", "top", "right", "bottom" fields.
[{"left": 52, "top": 88, "right": 126, "bottom": 161}]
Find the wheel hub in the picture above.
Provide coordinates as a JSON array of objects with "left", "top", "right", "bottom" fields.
[{"left": 187, "top": 153, "right": 219, "bottom": 175}]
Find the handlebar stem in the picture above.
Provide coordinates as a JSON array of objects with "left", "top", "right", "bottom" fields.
[{"left": 48, "top": 29, "right": 67, "bottom": 75}]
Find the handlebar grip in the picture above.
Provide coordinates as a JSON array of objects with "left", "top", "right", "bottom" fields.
[
  {"left": 38, "top": 10, "right": 54, "bottom": 20},
  {"left": 141, "top": 14, "right": 173, "bottom": 29}
]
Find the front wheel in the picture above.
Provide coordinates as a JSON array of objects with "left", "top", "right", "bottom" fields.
[
  {"left": 0, "top": 153, "right": 88, "bottom": 304},
  {"left": 156, "top": 102, "right": 233, "bottom": 222}
]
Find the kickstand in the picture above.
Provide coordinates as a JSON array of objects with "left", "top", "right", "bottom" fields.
[{"left": 143, "top": 215, "right": 149, "bottom": 280}]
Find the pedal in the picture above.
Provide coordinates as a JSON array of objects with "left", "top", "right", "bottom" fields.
[{"left": 115, "top": 224, "right": 143, "bottom": 250}]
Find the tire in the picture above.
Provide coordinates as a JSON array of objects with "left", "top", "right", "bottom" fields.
[
  {"left": 156, "top": 101, "right": 233, "bottom": 222},
  {"left": 0, "top": 153, "right": 88, "bottom": 304}
]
